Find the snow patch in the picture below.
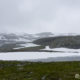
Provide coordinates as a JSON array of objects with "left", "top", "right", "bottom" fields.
[
  {"left": 14, "top": 43, "right": 40, "bottom": 49},
  {"left": 42, "top": 46, "right": 80, "bottom": 53},
  {"left": 0, "top": 52, "right": 80, "bottom": 61}
]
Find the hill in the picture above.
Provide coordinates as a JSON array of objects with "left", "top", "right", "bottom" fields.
[{"left": 34, "top": 35, "right": 80, "bottom": 49}]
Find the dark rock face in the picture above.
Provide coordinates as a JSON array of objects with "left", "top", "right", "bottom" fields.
[{"left": 33, "top": 36, "right": 80, "bottom": 49}]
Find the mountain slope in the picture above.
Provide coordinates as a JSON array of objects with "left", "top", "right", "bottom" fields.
[
  {"left": 0, "top": 32, "right": 80, "bottom": 52},
  {"left": 34, "top": 35, "right": 80, "bottom": 49}
]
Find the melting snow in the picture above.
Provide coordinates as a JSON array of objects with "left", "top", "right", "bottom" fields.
[
  {"left": 42, "top": 46, "right": 80, "bottom": 53},
  {"left": 14, "top": 43, "right": 40, "bottom": 49},
  {"left": 0, "top": 46, "right": 80, "bottom": 61},
  {"left": 0, "top": 52, "right": 80, "bottom": 61}
]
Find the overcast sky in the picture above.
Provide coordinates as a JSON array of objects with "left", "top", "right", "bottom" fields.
[{"left": 0, "top": 0, "right": 80, "bottom": 34}]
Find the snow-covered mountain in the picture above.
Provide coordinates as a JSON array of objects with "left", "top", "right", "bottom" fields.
[
  {"left": 34, "top": 32, "right": 54, "bottom": 38},
  {"left": 0, "top": 32, "right": 54, "bottom": 47},
  {"left": 0, "top": 32, "right": 55, "bottom": 42},
  {"left": 0, "top": 32, "right": 79, "bottom": 41},
  {"left": 0, "top": 33, "right": 34, "bottom": 42},
  {"left": 0, "top": 32, "right": 80, "bottom": 52}
]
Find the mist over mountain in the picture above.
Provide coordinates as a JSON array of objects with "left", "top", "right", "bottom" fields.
[
  {"left": 0, "top": 32, "right": 79, "bottom": 42},
  {"left": 0, "top": 32, "right": 54, "bottom": 42},
  {"left": 0, "top": 32, "right": 80, "bottom": 52}
]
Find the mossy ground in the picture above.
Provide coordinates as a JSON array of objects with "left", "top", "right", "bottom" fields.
[{"left": 0, "top": 61, "right": 80, "bottom": 80}]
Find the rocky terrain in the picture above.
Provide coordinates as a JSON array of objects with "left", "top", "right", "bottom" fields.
[
  {"left": 0, "top": 32, "right": 54, "bottom": 52},
  {"left": 0, "top": 32, "right": 80, "bottom": 52},
  {"left": 34, "top": 35, "right": 80, "bottom": 49}
]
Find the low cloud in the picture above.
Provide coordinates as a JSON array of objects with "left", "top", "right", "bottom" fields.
[{"left": 0, "top": 0, "right": 80, "bottom": 34}]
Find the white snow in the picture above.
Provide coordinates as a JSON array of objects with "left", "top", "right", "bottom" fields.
[
  {"left": 42, "top": 46, "right": 80, "bottom": 53},
  {"left": 53, "top": 48, "right": 80, "bottom": 52},
  {"left": 42, "top": 46, "right": 53, "bottom": 50},
  {"left": 52, "top": 33, "right": 80, "bottom": 37},
  {"left": 15, "top": 38, "right": 30, "bottom": 42},
  {"left": 14, "top": 43, "right": 40, "bottom": 49},
  {"left": 20, "top": 43, "right": 40, "bottom": 47},
  {"left": 0, "top": 52, "right": 80, "bottom": 61}
]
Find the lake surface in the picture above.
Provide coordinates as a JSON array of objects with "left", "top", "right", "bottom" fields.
[{"left": 0, "top": 52, "right": 80, "bottom": 62}]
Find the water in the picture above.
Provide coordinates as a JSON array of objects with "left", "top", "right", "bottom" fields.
[{"left": 0, "top": 52, "right": 80, "bottom": 62}]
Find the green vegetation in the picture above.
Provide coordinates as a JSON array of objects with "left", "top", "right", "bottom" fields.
[{"left": 0, "top": 61, "right": 80, "bottom": 80}]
